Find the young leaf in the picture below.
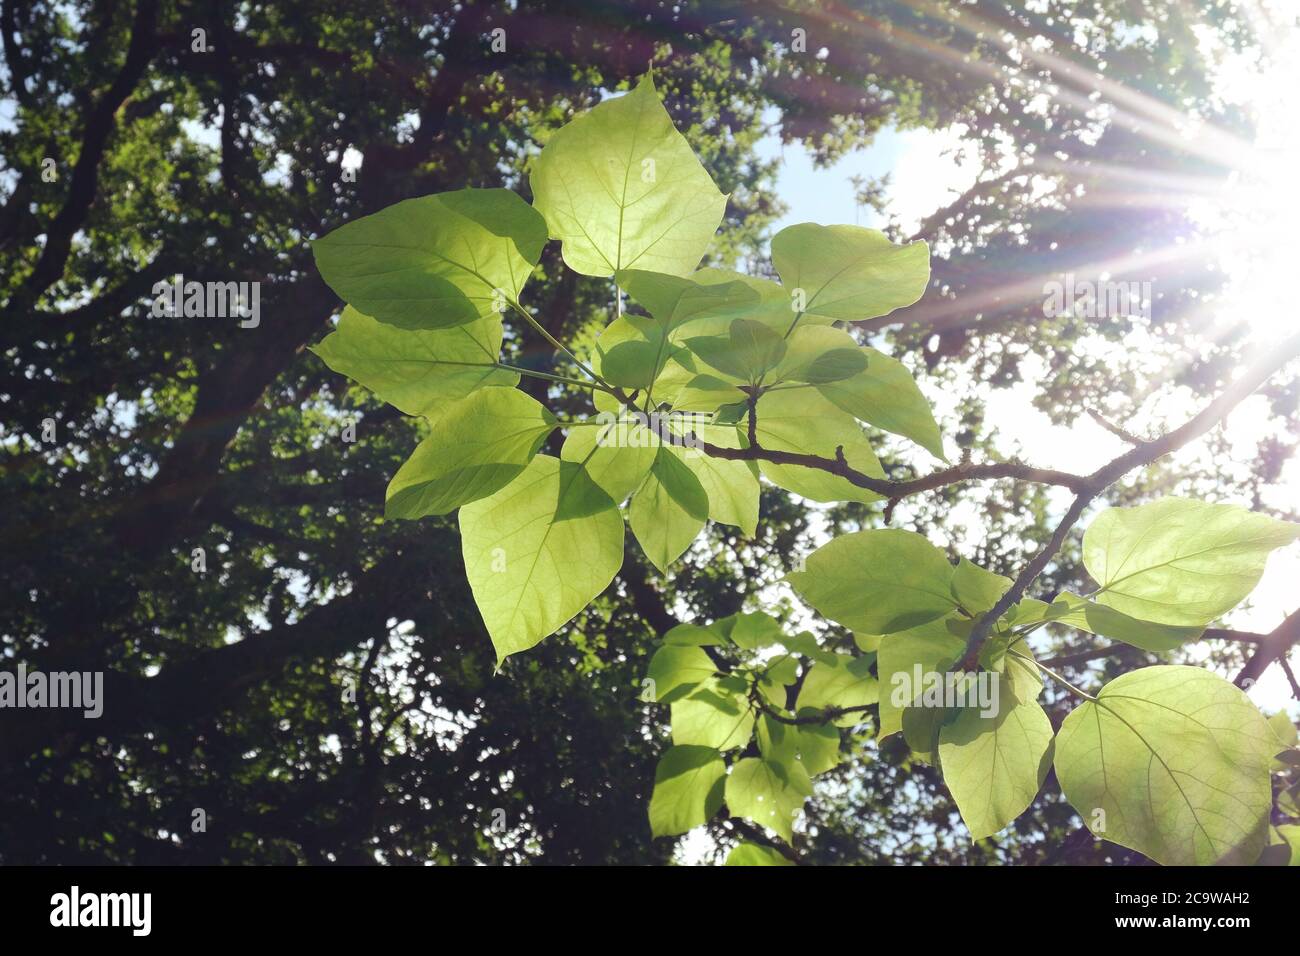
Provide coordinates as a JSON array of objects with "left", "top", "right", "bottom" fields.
[
  {"left": 648, "top": 746, "right": 726, "bottom": 837},
  {"left": 311, "top": 306, "right": 518, "bottom": 418},
  {"left": 771, "top": 223, "right": 930, "bottom": 323},
  {"left": 788, "top": 528, "right": 959, "bottom": 634},
  {"left": 530, "top": 75, "right": 726, "bottom": 277},
  {"left": 685, "top": 318, "right": 787, "bottom": 384},
  {"left": 1054, "top": 665, "right": 1277, "bottom": 865},
  {"left": 629, "top": 446, "right": 711, "bottom": 572},
  {"left": 384, "top": 388, "right": 556, "bottom": 519},
  {"left": 938, "top": 691, "right": 1054, "bottom": 842},
  {"left": 459, "top": 455, "right": 624, "bottom": 661},
  {"left": 312, "top": 188, "right": 547, "bottom": 329},
  {"left": 725, "top": 756, "right": 813, "bottom": 843},
  {"left": 1083, "top": 497, "right": 1300, "bottom": 626}
]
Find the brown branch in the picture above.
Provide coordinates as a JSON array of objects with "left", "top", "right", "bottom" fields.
[
  {"left": 1234, "top": 607, "right": 1300, "bottom": 690},
  {"left": 959, "top": 331, "right": 1300, "bottom": 669},
  {"left": 696, "top": 438, "right": 1093, "bottom": 498}
]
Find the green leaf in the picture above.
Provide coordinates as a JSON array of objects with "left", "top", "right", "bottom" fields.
[
  {"left": 1083, "top": 497, "right": 1300, "bottom": 626},
  {"left": 756, "top": 715, "right": 838, "bottom": 775},
  {"left": 664, "top": 423, "right": 760, "bottom": 536},
  {"left": 459, "top": 455, "right": 624, "bottom": 661},
  {"left": 686, "top": 317, "right": 787, "bottom": 384},
  {"left": 771, "top": 325, "right": 863, "bottom": 385},
  {"left": 788, "top": 528, "right": 959, "bottom": 634},
  {"left": 629, "top": 446, "right": 711, "bottom": 572},
  {"left": 725, "top": 757, "right": 813, "bottom": 843},
  {"left": 1054, "top": 665, "right": 1277, "bottom": 865},
  {"left": 729, "top": 611, "right": 784, "bottom": 650},
  {"left": 559, "top": 414, "right": 658, "bottom": 505},
  {"left": 1045, "top": 591, "right": 1205, "bottom": 652},
  {"left": 795, "top": 654, "right": 878, "bottom": 727},
  {"left": 876, "top": 617, "right": 965, "bottom": 739},
  {"left": 647, "top": 644, "right": 716, "bottom": 703},
  {"left": 724, "top": 842, "right": 795, "bottom": 866},
  {"left": 313, "top": 188, "right": 547, "bottom": 329},
  {"left": 600, "top": 339, "right": 663, "bottom": 390},
  {"left": 950, "top": 558, "right": 1012, "bottom": 615},
  {"left": 662, "top": 622, "right": 724, "bottom": 647},
  {"left": 753, "top": 388, "right": 886, "bottom": 504},
  {"left": 817, "top": 345, "right": 946, "bottom": 460},
  {"left": 676, "top": 268, "right": 814, "bottom": 338},
  {"left": 671, "top": 677, "right": 755, "bottom": 751},
  {"left": 311, "top": 306, "right": 518, "bottom": 419},
  {"left": 648, "top": 746, "right": 726, "bottom": 837},
  {"left": 616, "top": 269, "right": 760, "bottom": 333},
  {"left": 530, "top": 75, "right": 726, "bottom": 277},
  {"left": 771, "top": 223, "right": 930, "bottom": 323},
  {"left": 938, "top": 692, "right": 1054, "bottom": 841},
  {"left": 384, "top": 388, "right": 556, "bottom": 519},
  {"left": 670, "top": 373, "right": 746, "bottom": 413}
]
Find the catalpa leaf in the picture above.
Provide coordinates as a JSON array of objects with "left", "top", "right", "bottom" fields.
[
  {"left": 724, "top": 842, "right": 795, "bottom": 866},
  {"left": 459, "top": 455, "right": 623, "bottom": 661},
  {"left": 1083, "top": 497, "right": 1300, "bottom": 627},
  {"left": 385, "top": 388, "right": 556, "bottom": 519},
  {"left": 559, "top": 414, "right": 659, "bottom": 505},
  {"left": 1054, "top": 665, "right": 1276, "bottom": 866},
  {"left": 671, "top": 677, "right": 754, "bottom": 751},
  {"left": 647, "top": 644, "right": 716, "bottom": 703},
  {"left": 530, "top": 75, "right": 726, "bottom": 277},
  {"left": 816, "top": 342, "right": 946, "bottom": 460},
  {"left": 1045, "top": 591, "right": 1205, "bottom": 652},
  {"left": 788, "top": 528, "right": 959, "bottom": 634},
  {"left": 771, "top": 223, "right": 930, "bottom": 323},
  {"left": 685, "top": 317, "right": 787, "bottom": 384},
  {"left": 648, "top": 745, "right": 725, "bottom": 837},
  {"left": 311, "top": 306, "right": 517, "bottom": 419},
  {"left": 939, "top": 690, "right": 1054, "bottom": 842},
  {"left": 725, "top": 756, "right": 812, "bottom": 843},
  {"left": 616, "top": 269, "right": 760, "bottom": 333},
  {"left": 313, "top": 188, "right": 547, "bottom": 330},
  {"left": 629, "top": 445, "right": 710, "bottom": 572},
  {"left": 795, "top": 654, "right": 879, "bottom": 727}
]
